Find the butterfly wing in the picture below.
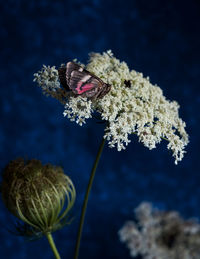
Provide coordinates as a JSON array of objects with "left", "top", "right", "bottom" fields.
[
  {"left": 58, "top": 66, "right": 69, "bottom": 90},
  {"left": 62, "top": 61, "right": 111, "bottom": 99},
  {"left": 69, "top": 70, "right": 101, "bottom": 97},
  {"left": 66, "top": 62, "right": 84, "bottom": 85}
]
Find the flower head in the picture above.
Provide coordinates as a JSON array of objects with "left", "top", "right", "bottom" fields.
[
  {"left": 34, "top": 50, "right": 189, "bottom": 164},
  {"left": 119, "top": 202, "right": 200, "bottom": 259},
  {"left": 1, "top": 158, "right": 76, "bottom": 237}
]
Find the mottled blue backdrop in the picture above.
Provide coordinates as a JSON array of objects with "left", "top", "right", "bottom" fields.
[{"left": 0, "top": 0, "right": 200, "bottom": 258}]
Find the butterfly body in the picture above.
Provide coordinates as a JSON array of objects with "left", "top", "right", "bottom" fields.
[{"left": 58, "top": 62, "right": 111, "bottom": 99}]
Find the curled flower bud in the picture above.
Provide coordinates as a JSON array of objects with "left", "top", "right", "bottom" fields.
[{"left": 1, "top": 158, "right": 76, "bottom": 236}]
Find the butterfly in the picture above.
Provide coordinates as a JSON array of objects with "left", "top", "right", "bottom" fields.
[{"left": 58, "top": 62, "right": 111, "bottom": 99}]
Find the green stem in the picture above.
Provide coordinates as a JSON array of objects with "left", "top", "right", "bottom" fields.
[
  {"left": 74, "top": 136, "right": 106, "bottom": 259},
  {"left": 46, "top": 232, "right": 61, "bottom": 259}
]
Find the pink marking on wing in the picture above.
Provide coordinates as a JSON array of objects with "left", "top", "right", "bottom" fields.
[{"left": 76, "top": 82, "right": 94, "bottom": 94}]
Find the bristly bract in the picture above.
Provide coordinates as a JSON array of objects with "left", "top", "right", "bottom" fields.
[{"left": 58, "top": 62, "right": 111, "bottom": 100}]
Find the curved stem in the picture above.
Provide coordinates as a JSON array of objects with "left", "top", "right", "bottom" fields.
[
  {"left": 74, "top": 136, "right": 106, "bottom": 259},
  {"left": 46, "top": 232, "right": 61, "bottom": 259}
]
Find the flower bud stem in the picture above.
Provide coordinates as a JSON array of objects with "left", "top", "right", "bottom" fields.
[
  {"left": 74, "top": 136, "right": 106, "bottom": 259},
  {"left": 46, "top": 232, "right": 61, "bottom": 259}
]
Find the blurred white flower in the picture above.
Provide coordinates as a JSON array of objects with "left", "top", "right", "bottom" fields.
[
  {"left": 119, "top": 202, "right": 200, "bottom": 259},
  {"left": 33, "top": 50, "right": 189, "bottom": 164}
]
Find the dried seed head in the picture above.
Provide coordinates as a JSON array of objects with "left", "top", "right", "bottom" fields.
[{"left": 1, "top": 158, "right": 76, "bottom": 236}]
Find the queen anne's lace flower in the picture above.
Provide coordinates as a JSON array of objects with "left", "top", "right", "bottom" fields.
[
  {"left": 33, "top": 50, "right": 189, "bottom": 164},
  {"left": 119, "top": 202, "right": 200, "bottom": 259}
]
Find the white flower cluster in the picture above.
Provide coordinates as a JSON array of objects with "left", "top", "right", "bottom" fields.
[
  {"left": 63, "top": 97, "right": 93, "bottom": 126},
  {"left": 33, "top": 65, "right": 68, "bottom": 104},
  {"left": 33, "top": 50, "right": 189, "bottom": 164},
  {"left": 119, "top": 202, "right": 200, "bottom": 259},
  {"left": 33, "top": 65, "right": 60, "bottom": 94}
]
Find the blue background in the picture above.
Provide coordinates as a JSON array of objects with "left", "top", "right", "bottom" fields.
[{"left": 0, "top": 0, "right": 200, "bottom": 258}]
